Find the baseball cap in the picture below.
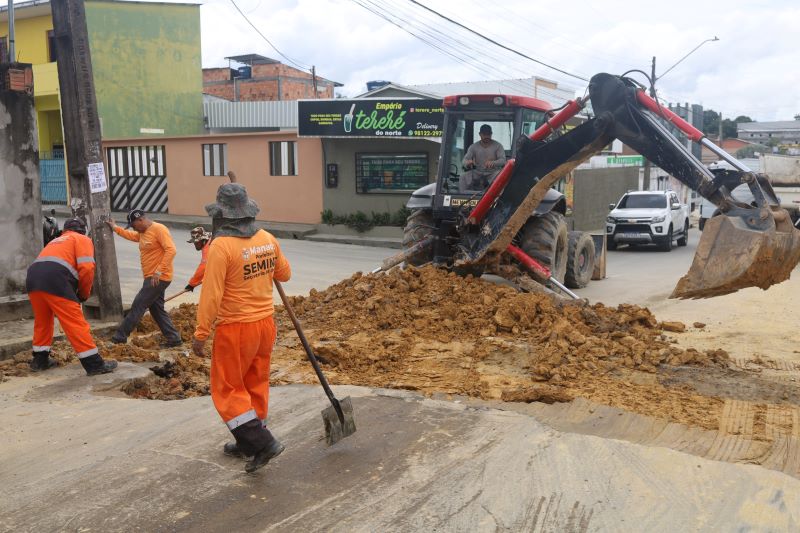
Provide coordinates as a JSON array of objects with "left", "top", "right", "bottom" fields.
[
  {"left": 63, "top": 218, "right": 87, "bottom": 235},
  {"left": 479, "top": 124, "right": 492, "bottom": 134},
  {"left": 125, "top": 208, "right": 145, "bottom": 229}
]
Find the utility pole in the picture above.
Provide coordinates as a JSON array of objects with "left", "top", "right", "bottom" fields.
[
  {"left": 311, "top": 65, "right": 318, "bottom": 98},
  {"left": 7, "top": 0, "right": 15, "bottom": 61},
  {"left": 51, "top": 0, "right": 123, "bottom": 320},
  {"left": 718, "top": 111, "right": 723, "bottom": 144},
  {"left": 642, "top": 56, "right": 656, "bottom": 191}
]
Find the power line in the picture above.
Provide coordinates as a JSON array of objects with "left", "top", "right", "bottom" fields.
[
  {"left": 349, "top": 0, "right": 574, "bottom": 104},
  {"left": 228, "top": 0, "right": 311, "bottom": 71},
  {"left": 406, "top": 0, "right": 588, "bottom": 82}
]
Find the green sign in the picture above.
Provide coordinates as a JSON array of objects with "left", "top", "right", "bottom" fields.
[
  {"left": 606, "top": 155, "right": 644, "bottom": 166},
  {"left": 298, "top": 99, "right": 444, "bottom": 138}
]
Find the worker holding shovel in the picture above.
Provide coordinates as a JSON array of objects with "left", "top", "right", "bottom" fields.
[{"left": 192, "top": 183, "right": 291, "bottom": 473}]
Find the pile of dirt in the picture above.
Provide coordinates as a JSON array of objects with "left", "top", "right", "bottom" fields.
[
  {"left": 136, "top": 303, "right": 199, "bottom": 342},
  {"left": 121, "top": 355, "right": 209, "bottom": 400}
]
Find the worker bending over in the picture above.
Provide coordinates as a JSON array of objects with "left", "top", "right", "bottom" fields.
[
  {"left": 106, "top": 209, "right": 182, "bottom": 347},
  {"left": 25, "top": 218, "right": 118, "bottom": 375},
  {"left": 193, "top": 183, "right": 291, "bottom": 473},
  {"left": 184, "top": 226, "right": 211, "bottom": 292}
]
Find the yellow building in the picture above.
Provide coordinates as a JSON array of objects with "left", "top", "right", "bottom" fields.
[{"left": 1, "top": 0, "right": 203, "bottom": 203}]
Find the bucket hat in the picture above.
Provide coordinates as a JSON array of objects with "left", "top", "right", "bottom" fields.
[
  {"left": 187, "top": 226, "right": 212, "bottom": 243},
  {"left": 205, "top": 183, "right": 260, "bottom": 219}
]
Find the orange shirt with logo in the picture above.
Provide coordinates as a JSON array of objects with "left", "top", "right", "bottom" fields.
[
  {"left": 188, "top": 241, "right": 210, "bottom": 287},
  {"left": 114, "top": 222, "right": 176, "bottom": 281},
  {"left": 194, "top": 229, "right": 291, "bottom": 341}
]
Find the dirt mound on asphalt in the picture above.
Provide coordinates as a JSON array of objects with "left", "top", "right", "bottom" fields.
[
  {"left": 121, "top": 355, "right": 210, "bottom": 400},
  {"left": 136, "top": 303, "right": 198, "bottom": 342}
]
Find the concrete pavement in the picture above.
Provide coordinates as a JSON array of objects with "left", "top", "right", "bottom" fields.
[{"left": 1, "top": 365, "right": 799, "bottom": 532}]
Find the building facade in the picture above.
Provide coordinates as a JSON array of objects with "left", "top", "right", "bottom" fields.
[
  {"left": 738, "top": 121, "right": 800, "bottom": 144},
  {"left": 1, "top": 0, "right": 204, "bottom": 204},
  {"left": 203, "top": 54, "right": 340, "bottom": 102}
]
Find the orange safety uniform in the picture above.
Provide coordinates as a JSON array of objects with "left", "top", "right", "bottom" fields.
[
  {"left": 187, "top": 241, "right": 210, "bottom": 288},
  {"left": 25, "top": 230, "right": 98, "bottom": 358},
  {"left": 114, "top": 222, "right": 176, "bottom": 280},
  {"left": 195, "top": 229, "right": 291, "bottom": 430}
]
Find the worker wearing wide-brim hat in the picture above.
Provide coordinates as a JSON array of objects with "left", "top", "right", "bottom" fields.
[
  {"left": 192, "top": 183, "right": 291, "bottom": 473},
  {"left": 184, "top": 226, "right": 212, "bottom": 293}
]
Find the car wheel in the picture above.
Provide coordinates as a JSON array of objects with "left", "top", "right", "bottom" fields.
[
  {"left": 565, "top": 231, "right": 596, "bottom": 288},
  {"left": 677, "top": 220, "right": 689, "bottom": 246},
  {"left": 698, "top": 218, "right": 706, "bottom": 231},
  {"left": 607, "top": 237, "right": 617, "bottom": 251},
  {"left": 659, "top": 226, "right": 673, "bottom": 252}
]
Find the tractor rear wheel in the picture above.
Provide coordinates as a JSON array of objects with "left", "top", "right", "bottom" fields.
[
  {"left": 401, "top": 209, "right": 435, "bottom": 266},
  {"left": 519, "top": 212, "right": 568, "bottom": 283},
  {"left": 564, "top": 231, "right": 596, "bottom": 288}
]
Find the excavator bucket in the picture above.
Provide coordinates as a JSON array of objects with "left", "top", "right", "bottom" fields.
[{"left": 672, "top": 209, "right": 800, "bottom": 299}]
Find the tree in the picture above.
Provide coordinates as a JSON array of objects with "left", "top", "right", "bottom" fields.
[{"left": 702, "top": 109, "right": 720, "bottom": 136}]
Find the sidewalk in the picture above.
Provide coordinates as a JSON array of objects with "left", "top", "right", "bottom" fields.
[
  {"left": 0, "top": 317, "right": 117, "bottom": 360},
  {"left": 44, "top": 206, "right": 402, "bottom": 247}
]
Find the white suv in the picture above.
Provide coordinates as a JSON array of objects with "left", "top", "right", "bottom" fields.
[{"left": 606, "top": 190, "right": 690, "bottom": 252}]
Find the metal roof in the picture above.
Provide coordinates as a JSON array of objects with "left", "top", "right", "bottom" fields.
[
  {"left": 224, "top": 54, "right": 280, "bottom": 65},
  {"left": 738, "top": 121, "right": 800, "bottom": 132},
  {"left": 204, "top": 100, "right": 297, "bottom": 129}
]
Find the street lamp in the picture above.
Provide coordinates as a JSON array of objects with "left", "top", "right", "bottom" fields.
[{"left": 657, "top": 36, "right": 720, "bottom": 81}]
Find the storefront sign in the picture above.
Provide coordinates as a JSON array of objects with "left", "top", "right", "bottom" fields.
[{"left": 298, "top": 99, "right": 444, "bottom": 138}]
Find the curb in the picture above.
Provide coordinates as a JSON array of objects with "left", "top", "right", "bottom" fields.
[
  {"left": 0, "top": 324, "right": 118, "bottom": 362},
  {"left": 305, "top": 234, "right": 403, "bottom": 249}
]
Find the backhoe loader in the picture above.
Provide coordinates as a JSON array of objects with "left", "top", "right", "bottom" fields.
[{"left": 380, "top": 73, "right": 800, "bottom": 299}]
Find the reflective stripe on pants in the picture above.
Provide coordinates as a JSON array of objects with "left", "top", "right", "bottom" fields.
[
  {"left": 210, "top": 316, "right": 276, "bottom": 427},
  {"left": 29, "top": 291, "right": 97, "bottom": 357}
]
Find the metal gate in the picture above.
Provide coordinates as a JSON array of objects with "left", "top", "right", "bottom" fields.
[{"left": 107, "top": 145, "right": 168, "bottom": 213}]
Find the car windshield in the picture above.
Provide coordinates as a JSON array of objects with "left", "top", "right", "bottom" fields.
[{"left": 618, "top": 194, "right": 666, "bottom": 209}]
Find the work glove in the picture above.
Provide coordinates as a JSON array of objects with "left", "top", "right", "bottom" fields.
[{"left": 185, "top": 284, "right": 194, "bottom": 292}]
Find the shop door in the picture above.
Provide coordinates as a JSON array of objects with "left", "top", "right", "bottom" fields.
[{"left": 107, "top": 145, "right": 168, "bottom": 213}]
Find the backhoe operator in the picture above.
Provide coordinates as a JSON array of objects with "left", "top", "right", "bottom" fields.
[{"left": 460, "top": 124, "right": 506, "bottom": 192}]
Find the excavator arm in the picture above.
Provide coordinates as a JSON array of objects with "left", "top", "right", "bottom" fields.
[{"left": 455, "top": 73, "right": 800, "bottom": 299}]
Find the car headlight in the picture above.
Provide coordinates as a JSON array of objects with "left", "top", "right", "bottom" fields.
[
  {"left": 606, "top": 216, "right": 617, "bottom": 223},
  {"left": 651, "top": 215, "right": 666, "bottom": 223}
]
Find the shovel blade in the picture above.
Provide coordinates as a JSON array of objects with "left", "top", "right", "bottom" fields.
[
  {"left": 322, "top": 396, "right": 356, "bottom": 446},
  {"left": 672, "top": 210, "right": 800, "bottom": 299}
]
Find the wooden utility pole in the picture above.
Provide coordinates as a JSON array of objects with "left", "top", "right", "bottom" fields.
[
  {"left": 642, "top": 56, "right": 656, "bottom": 191},
  {"left": 51, "top": 0, "right": 123, "bottom": 320}
]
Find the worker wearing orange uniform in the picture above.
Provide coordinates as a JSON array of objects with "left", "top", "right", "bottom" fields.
[
  {"left": 184, "top": 226, "right": 211, "bottom": 292},
  {"left": 25, "top": 218, "right": 118, "bottom": 375},
  {"left": 192, "top": 183, "right": 291, "bottom": 473},
  {"left": 106, "top": 209, "right": 182, "bottom": 347}
]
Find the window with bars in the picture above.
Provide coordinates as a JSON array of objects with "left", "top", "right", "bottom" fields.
[
  {"left": 269, "top": 141, "right": 298, "bottom": 176},
  {"left": 355, "top": 153, "right": 429, "bottom": 193},
  {"left": 202, "top": 143, "right": 228, "bottom": 176}
]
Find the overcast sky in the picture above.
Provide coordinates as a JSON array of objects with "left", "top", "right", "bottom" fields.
[{"left": 197, "top": 0, "right": 800, "bottom": 122}]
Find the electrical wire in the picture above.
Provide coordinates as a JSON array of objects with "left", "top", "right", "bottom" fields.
[
  {"left": 229, "top": 0, "right": 311, "bottom": 71},
  {"left": 349, "top": 0, "right": 576, "bottom": 105},
  {"left": 406, "top": 0, "right": 588, "bottom": 82}
]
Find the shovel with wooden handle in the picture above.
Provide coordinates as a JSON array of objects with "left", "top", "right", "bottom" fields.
[{"left": 274, "top": 280, "right": 356, "bottom": 445}]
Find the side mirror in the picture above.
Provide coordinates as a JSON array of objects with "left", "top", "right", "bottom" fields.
[
  {"left": 671, "top": 202, "right": 680, "bottom": 210},
  {"left": 608, "top": 203, "right": 615, "bottom": 210}
]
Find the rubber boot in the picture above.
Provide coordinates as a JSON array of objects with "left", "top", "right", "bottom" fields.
[
  {"left": 79, "top": 353, "right": 118, "bottom": 376},
  {"left": 29, "top": 350, "right": 57, "bottom": 372},
  {"left": 223, "top": 441, "right": 247, "bottom": 458},
  {"left": 230, "top": 420, "right": 285, "bottom": 473}
]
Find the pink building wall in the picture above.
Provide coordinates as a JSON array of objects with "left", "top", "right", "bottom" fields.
[{"left": 103, "top": 132, "right": 323, "bottom": 224}]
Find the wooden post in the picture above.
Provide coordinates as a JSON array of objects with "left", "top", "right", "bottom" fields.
[{"left": 51, "top": 0, "right": 123, "bottom": 320}]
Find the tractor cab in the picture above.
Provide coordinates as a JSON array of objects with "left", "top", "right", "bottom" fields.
[{"left": 433, "top": 94, "right": 551, "bottom": 218}]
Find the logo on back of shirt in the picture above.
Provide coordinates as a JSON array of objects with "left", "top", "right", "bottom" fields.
[
  {"left": 241, "top": 242, "right": 277, "bottom": 281},
  {"left": 242, "top": 248, "right": 251, "bottom": 261}
]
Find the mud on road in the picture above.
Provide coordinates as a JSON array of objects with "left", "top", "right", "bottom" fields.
[{"left": 4, "top": 267, "right": 799, "bottom": 471}]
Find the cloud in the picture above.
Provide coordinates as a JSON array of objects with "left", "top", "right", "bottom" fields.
[{"left": 197, "top": 0, "right": 799, "bottom": 120}]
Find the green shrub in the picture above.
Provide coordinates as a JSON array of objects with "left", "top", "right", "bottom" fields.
[{"left": 320, "top": 206, "right": 411, "bottom": 232}]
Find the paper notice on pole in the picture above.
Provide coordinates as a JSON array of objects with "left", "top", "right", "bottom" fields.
[{"left": 88, "top": 162, "right": 108, "bottom": 193}]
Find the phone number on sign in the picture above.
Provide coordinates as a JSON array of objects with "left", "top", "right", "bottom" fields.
[{"left": 411, "top": 130, "right": 442, "bottom": 136}]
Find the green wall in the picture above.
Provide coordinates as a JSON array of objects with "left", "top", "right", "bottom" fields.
[{"left": 86, "top": 0, "right": 203, "bottom": 139}]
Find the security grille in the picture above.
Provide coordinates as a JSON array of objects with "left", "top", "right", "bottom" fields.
[{"left": 107, "top": 145, "right": 168, "bottom": 213}]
